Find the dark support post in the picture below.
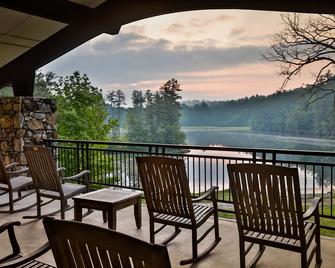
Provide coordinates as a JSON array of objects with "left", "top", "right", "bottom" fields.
[{"left": 12, "top": 69, "right": 35, "bottom": 96}]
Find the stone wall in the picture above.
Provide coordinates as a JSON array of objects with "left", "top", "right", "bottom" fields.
[{"left": 0, "top": 97, "right": 57, "bottom": 164}]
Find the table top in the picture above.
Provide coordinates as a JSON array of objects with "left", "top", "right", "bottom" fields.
[{"left": 73, "top": 187, "right": 142, "bottom": 205}]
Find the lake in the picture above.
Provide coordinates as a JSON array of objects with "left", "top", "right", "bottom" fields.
[{"left": 182, "top": 127, "right": 335, "bottom": 193}]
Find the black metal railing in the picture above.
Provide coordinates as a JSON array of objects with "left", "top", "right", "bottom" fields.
[{"left": 45, "top": 139, "right": 335, "bottom": 230}]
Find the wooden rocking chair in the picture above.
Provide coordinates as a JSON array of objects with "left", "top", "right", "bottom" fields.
[
  {"left": 43, "top": 216, "right": 172, "bottom": 268},
  {"left": 136, "top": 156, "right": 221, "bottom": 265},
  {"left": 0, "top": 154, "right": 36, "bottom": 213},
  {"left": 0, "top": 221, "right": 51, "bottom": 268},
  {"left": 228, "top": 163, "right": 322, "bottom": 268},
  {"left": 24, "top": 145, "right": 90, "bottom": 219}
]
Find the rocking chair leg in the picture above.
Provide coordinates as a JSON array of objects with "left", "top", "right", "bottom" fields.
[
  {"left": 315, "top": 215, "right": 322, "bottom": 266},
  {"left": 249, "top": 244, "right": 265, "bottom": 268},
  {"left": 37, "top": 192, "right": 41, "bottom": 217},
  {"left": 61, "top": 200, "right": 66, "bottom": 219},
  {"left": 240, "top": 239, "right": 245, "bottom": 268},
  {"left": 214, "top": 210, "right": 220, "bottom": 241},
  {"left": 192, "top": 228, "right": 198, "bottom": 260},
  {"left": 150, "top": 219, "right": 154, "bottom": 244},
  {"left": 9, "top": 191, "right": 14, "bottom": 213},
  {"left": 301, "top": 250, "right": 307, "bottom": 268}
]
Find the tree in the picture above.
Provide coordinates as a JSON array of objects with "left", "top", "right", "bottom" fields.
[
  {"left": 153, "top": 79, "right": 185, "bottom": 144},
  {"left": 34, "top": 72, "right": 58, "bottom": 97},
  {"left": 35, "top": 71, "right": 117, "bottom": 140},
  {"left": 126, "top": 79, "right": 185, "bottom": 145},
  {"left": 106, "top": 89, "right": 126, "bottom": 136},
  {"left": 126, "top": 90, "right": 148, "bottom": 142},
  {"left": 131, "top": 90, "right": 146, "bottom": 108},
  {"left": 264, "top": 14, "right": 335, "bottom": 102}
]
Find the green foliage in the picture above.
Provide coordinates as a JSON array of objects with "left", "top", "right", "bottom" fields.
[
  {"left": 35, "top": 71, "right": 118, "bottom": 183},
  {"left": 106, "top": 89, "right": 126, "bottom": 137},
  {"left": 35, "top": 71, "right": 117, "bottom": 140},
  {"left": 182, "top": 78, "right": 335, "bottom": 139},
  {"left": 126, "top": 79, "right": 185, "bottom": 144}
]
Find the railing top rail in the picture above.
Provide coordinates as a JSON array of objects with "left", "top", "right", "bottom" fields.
[{"left": 46, "top": 139, "right": 335, "bottom": 157}]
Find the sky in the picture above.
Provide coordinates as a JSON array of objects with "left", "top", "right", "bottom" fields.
[{"left": 41, "top": 10, "right": 320, "bottom": 103}]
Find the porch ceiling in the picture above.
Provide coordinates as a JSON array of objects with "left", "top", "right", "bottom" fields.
[{"left": 0, "top": 0, "right": 334, "bottom": 96}]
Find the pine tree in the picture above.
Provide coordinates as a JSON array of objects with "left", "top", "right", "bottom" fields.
[{"left": 126, "top": 79, "right": 185, "bottom": 145}]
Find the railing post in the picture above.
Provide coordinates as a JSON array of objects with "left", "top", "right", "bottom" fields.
[
  {"left": 262, "top": 152, "right": 266, "bottom": 164},
  {"left": 252, "top": 152, "right": 257, "bottom": 163},
  {"left": 76, "top": 142, "right": 80, "bottom": 174},
  {"left": 272, "top": 153, "right": 276, "bottom": 165},
  {"left": 85, "top": 142, "right": 90, "bottom": 171}
]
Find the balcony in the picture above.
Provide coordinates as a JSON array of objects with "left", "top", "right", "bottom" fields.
[
  {"left": 1, "top": 193, "right": 335, "bottom": 267},
  {"left": 46, "top": 139, "right": 335, "bottom": 233},
  {"left": 1, "top": 139, "right": 335, "bottom": 267}
]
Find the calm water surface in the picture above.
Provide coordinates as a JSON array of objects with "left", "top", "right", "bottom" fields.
[{"left": 183, "top": 129, "right": 335, "bottom": 192}]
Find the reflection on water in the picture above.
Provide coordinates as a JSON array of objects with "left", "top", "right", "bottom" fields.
[{"left": 184, "top": 130, "right": 335, "bottom": 194}]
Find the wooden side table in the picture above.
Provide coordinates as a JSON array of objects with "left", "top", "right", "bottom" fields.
[{"left": 73, "top": 187, "right": 142, "bottom": 230}]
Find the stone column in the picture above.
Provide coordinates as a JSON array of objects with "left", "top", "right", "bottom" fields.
[{"left": 0, "top": 97, "right": 57, "bottom": 165}]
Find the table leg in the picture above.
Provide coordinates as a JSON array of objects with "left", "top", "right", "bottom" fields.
[
  {"left": 107, "top": 207, "right": 117, "bottom": 230},
  {"left": 134, "top": 197, "right": 142, "bottom": 229},
  {"left": 74, "top": 201, "right": 83, "bottom": 222},
  {"left": 102, "top": 210, "right": 107, "bottom": 223}
]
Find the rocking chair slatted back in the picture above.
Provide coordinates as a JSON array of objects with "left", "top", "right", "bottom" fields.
[
  {"left": 43, "top": 217, "right": 171, "bottom": 268},
  {"left": 228, "top": 164, "right": 305, "bottom": 241},
  {"left": 136, "top": 156, "right": 194, "bottom": 220},
  {"left": 25, "top": 146, "right": 61, "bottom": 192}
]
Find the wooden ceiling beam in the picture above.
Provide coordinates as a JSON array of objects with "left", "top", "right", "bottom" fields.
[
  {"left": 0, "top": 1, "right": 121, "bottom": 91},
  {"left": 0, "top": 0, "right": 93, "bottom": 24}
]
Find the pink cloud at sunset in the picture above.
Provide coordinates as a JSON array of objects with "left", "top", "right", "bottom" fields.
[{"left": 42, "top": 10, "right": 324, "bottom": 103}]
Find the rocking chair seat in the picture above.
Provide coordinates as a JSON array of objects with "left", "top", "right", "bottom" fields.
[
  {"left": 154, "top": 204, "right": 214, "bottom": 228},
  {"left": 40, "top": 183, "right": 86, "bottom": 199},
  {"left": 244, "top": 221, "right": 317, "bottom": 250},
  {"left": 0, "top": 176, "right": 33, "bottom": 191}
]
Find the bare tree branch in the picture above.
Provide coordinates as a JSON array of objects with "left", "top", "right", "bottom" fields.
[{"left": 263, "top": 13, "right": 335, "bottom": 102}]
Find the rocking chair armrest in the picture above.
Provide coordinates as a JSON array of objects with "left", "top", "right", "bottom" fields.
[
  {"left": 60, "top": 170, "right": 90, "bottom": 187},
  {"left": 57, "top": 167, "right": 66, "bottom": 177},
  {"left": 5, "top": 163, "right": 20, "bottom": 170},
  {"left": 7, "top": 168, "right": 30, "bottom": 176},
  {"left": 0, "top": 221, "right": 21, "bottom": 234},
  {"left": 0, "top": 243, "right": 51, "bottom": 268},
  {"left": 192, "top": 186, "right": 218, "bottom": 202},
  {"left": 60, "top": 170, "right": 90, "bottom": 181},
  {"left": 57, "top": 167, "right": 66, "bottom": 173},
  {"left": 303, "top": 197, "right": 321, "bottom": 220}
]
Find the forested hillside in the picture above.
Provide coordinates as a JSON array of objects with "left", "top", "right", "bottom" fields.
[{"left": 181, "top": 80, "right": 335, "bottom": 138}]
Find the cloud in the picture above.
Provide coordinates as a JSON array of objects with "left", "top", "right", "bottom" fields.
[
  {"left": 190, "top": 14, "right": 234, "bottom": 28},
  {"left": 43, "top": 32, "right": 267, "bottom": 87},
  {"left": 163, "top": 14, "right": 235, "bottom": 36},
  {"left": 229, "top": 26, "right": 246, "bottom": 37},
  {"left": 165, "top": 23, "right": 185, "bottom": 34}
]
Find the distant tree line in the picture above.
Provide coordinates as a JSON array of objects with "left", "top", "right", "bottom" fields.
[{"left": 182, "top": 78, "right": 335, "bottom": 138}]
